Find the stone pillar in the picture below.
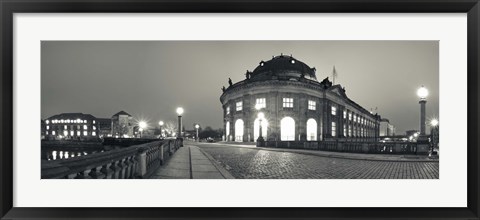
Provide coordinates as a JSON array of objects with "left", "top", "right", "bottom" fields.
[
  {"left": 419, "top": 100, "right": 426, "bottom": 135},
  {"left": 137, "top": 148, "right": 147, "bottom": 177}
]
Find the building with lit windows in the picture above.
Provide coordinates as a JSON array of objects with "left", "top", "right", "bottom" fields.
[
  {"left": 111, "top": 111, "right": 134, "bottom": 138},
  {"left": 220, "top": 54, "right": 381, "bottom": 144},
  {"left": 44, "top": 113, "right": 99, "bottom": 140},
  {"left": 379, "top": 118, "right": 396, "bottom": 137}
]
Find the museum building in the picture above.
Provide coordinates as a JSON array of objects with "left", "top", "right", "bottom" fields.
[
  {"left": 44, "top": 113, "right": 99, "bottom": 140},
  {"left": 219, "top": 54, "right": 381, "bottom": 143}
]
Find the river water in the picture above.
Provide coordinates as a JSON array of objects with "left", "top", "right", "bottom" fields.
[{"left": 41, "top": 142, "right": 125, "bottom": 161}]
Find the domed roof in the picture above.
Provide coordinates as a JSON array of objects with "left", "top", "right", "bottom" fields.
[{"left": 249, "top": 55, "right": 317, "bottom": 81}]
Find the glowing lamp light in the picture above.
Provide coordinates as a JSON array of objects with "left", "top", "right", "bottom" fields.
[
  {"left": 414, "top": 133, "right": 419, "bottom": 138},
  {"left": 195, "top": 124, "right": 200, "bottom": 129},
  {"left": 176, "top": 107, "right": 184, "bottom": 116},
  {"left": 255, "top": 104, "right": 261, "bottom": 110},
  {"left": 417, "top": 85, "right": 429, "bottom": 99},
  {"left": 431, "top": 119, "right": 439, "bottom": 127},
  {"left": 139, "top": 121, "right": 147, "bottom": 129},
  {"left": 258, "top": 112, "right": 265, "bottom": 119},
  {"left": 159, "top": 121, "right": 164, "bottom": 126}
]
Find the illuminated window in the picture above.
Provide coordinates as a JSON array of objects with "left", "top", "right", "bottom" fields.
[
  {"left": 84, "top": 120, "right": 87, "bottom": 123},
  {"left": 70, "top": 131, "right": 74, "bottom": 136},
  {"left": 283, "top": 98, "right": 293, "bottom": 108},
  {"left": 353, "top": 115, "right": 357, "bottom": 123},
  {"left": 348, "top": 126, "right": 352, "bottom": 136},
  {"left": 46, "top": 131, "right": 49, "bottom": 135},
  {"left": 331, "top": 122, "right": 336, "bottom": 137},
  {"left": 60, "top": 119, "right": 64, "bottom": 123},
  {"left": 280, "top": 117, "right": 295, "bottom": 141},
  {"left": 236, "top": 101, "right": 243, "bottom": 111},
  {"left": 234, "top": 119, "right": 244, "bottom": 142},
  {"left": 46, "top": 126, "right": 49, "bottom": 130},
  {"left": 226, "top": 121, "right": 230, "bottom": 136},
  {"left": 226, "top": 106, "right": 230, "bottom": 115},
  {"left": 77, "top": 131, "right": 81, "bottom": 136},
  {"left": 343, "top": 111, "right": 347, "bottom": 119},
  {"left": 63, "top": 130, "right": 68, "bottom": 136},
  {"left": 83, "top": 125, "right": 87, "bottom": 130},
  {"left": 64, "top": 125, "right": 67, "bottom": 129},
  {"left": 83, "top": 131, "right": 88, "bottom": 136},
  {"left": 343, "top": 124, "right": 346, "bottom": 136},
  {"left": 52, "top": 131, "right": 56, "bottom": 135},
  {"left": 306, "top": 118, "right": 317, "bottom": 141},
  {"left": 66, "top": 119, "right": 70, "bottom": 123},
  {"left": 308, "top": 100, "right": 316, "bottom": 110},
  {"left": 331, "top": 106, "right": 336, "bottom": 115},
  {"left": 92, "top": 131, "right": 96, "bottom": 136},
  {"left": 93, "top": 120, "right": 96, "bottom": 124},
  {"left": 45, "top": 120, "right": 49, "bottom": 124},
  {"left": 349, "top": 113, "right": 352, "bottom": 121},
  {"left": 93, "top": 126, "right": 96, "bottom": 130},
  {"left": 254, "top": 118, "right": 268, "bottom": 141},
  {"left": 256, "top": 98, "right": 266, "bottom": 109}
]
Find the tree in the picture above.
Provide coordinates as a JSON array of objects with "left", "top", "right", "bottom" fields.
[
  {"left": 163, "top": 121, "right": 177, "bottom": 137},
  {"left": 113, "top": 123, "right": 129, "bottom": 137},
  {"left": 199, "top": 126, "right": 224, "bottom": 139}
]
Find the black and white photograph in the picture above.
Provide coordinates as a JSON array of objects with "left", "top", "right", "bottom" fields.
[{"left": 41, "top": 41, "right": 439, "bottom": 179}]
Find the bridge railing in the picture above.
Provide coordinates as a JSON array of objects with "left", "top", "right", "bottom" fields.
[
  {"left": 265, "top": 140, "right": 427, "bottom": 155},
  {"left": 41, "top": 138, "right": 183, "bottom": 179}
]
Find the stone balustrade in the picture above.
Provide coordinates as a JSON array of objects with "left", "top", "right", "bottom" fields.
[
  {"left": 265, "top": 140, "right": 429, "bottom": 155},
  {"left": 41, "top": 138, "right": 183, "bottom": 179}
]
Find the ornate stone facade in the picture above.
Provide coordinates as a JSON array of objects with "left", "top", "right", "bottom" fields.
[{"left": 220, "top": 55, "right": 381, "bottom": 143}]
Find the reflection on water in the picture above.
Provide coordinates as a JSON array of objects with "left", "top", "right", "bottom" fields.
[{"left": 43, "top": 145, "right": 116, "bottom": 161}]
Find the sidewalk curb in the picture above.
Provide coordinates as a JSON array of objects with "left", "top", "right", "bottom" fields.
[
  {"left": 196, "top": 142, "right": 439, "bottom": 163},
  {"left": 195, "top": 146, "right": 236, "bottom": 179}
]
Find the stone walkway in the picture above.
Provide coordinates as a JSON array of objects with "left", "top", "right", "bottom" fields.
[{"left": 150, "top": 145, "right": 234, "bottom": 179}]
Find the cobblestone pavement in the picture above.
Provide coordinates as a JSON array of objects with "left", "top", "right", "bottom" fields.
[{"left": 197, "top": 144, "right": 439, "bottom": 179}]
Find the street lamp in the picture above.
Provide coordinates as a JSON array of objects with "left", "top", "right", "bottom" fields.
[
  {"left": 176, "top": 107, "right": 184, "bottom": 138},
  {"left": 430, "top": 118, "right": 439, "bottom": 155},
  {"left": 139, "top": 121, "right": 147, "bottom": 138},
  {"left": 256, "top": 111, "right": 265, "bottom": 147},
  {"left": 417, "top": 85, "right": 428, "bottom": 135},
  {"left": 430, "top": 119, "right": 439, "bottom": 127},
  {"left": 195, "top": 124, "right": 200, "bottom": 142},
  {"left": 158, "top": 120, "right": 164, "bottom": 138}
]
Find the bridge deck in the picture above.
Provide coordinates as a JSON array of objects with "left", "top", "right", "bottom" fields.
[{"left": 150, "top": 145, "right": 234, "bottom": 179}]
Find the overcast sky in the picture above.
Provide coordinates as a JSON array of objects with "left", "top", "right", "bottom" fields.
[{"left": 41, "top": 41, "right": 438, "bottom": 134}]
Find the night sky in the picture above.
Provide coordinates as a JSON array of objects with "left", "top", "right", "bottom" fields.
[{"left": 41, "top": 41, "right": 439, "bottom": 134}]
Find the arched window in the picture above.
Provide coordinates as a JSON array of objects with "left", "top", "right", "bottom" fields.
[
  {"left": 306, "top": 118, "right": 317, "bottom": 141},
  {"left": 254, "top": 118, "right": 268, "bottom": 141},
  {"left": 234, "top": 119, "right": 244, "bottom": 142},
  {"left": 226, "top": 121, "right": 230, "bottom": 136},
  {"left": 225, "top": 121, "right": 230, "bottom": 141},
  {"left": 281, "top": 117, "right": 295, "bottom": 141}
]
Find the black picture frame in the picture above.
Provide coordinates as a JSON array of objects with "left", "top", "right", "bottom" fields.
[{"left": 1, "top": 0, "right": 479, "bottom": 219}]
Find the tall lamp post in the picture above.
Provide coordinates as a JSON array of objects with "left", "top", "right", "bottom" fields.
[
  {"left": 139, "top": 121, "right": 147, "bottom": 138},
  {"left": 430, "top": 119, "right": 439, "bottom": 155},
  {"left": 176, "top": 107, "right": 184, "bottom": 138},
  {"left": 417, "top": 85, "right": 428, "bottom": 135},
  {"left": 255, "top": 104, "right": 265, "bottom": 147},
  {"left": 158, "top": 121, "right": 164, "bottom": 138},
  {"left": 195, "top": 124, "right": 200, "bottom": 142}
]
